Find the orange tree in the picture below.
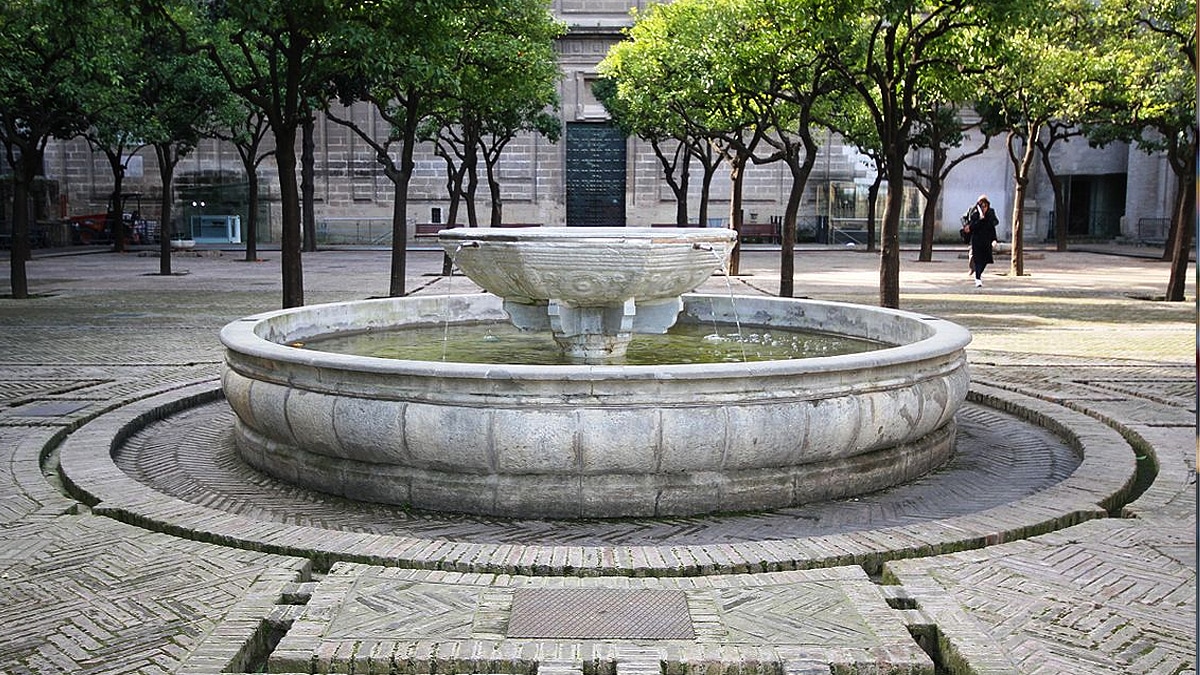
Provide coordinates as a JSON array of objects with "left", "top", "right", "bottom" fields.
[{"left": 0, "top": 0, "right": 119, "bottom": 298}]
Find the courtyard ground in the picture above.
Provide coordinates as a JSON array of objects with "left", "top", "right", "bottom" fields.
[{"left": 0, "top": 241, "right": 1194, "bottom": 674}]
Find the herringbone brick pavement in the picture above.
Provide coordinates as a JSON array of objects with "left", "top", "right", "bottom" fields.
[
  {"left": 887, "top": 516, "right": 1194, "bottom": 675},
  {"left": 0, "top": 245, "right": 1192, "bottom": 674},
  {"left": 0, "top": 516, "right": 307, "bottom": 674}
]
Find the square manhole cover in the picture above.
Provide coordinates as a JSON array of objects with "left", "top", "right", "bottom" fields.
[{"left": 508, "top": 588, "right": 694, "bottom": 640}]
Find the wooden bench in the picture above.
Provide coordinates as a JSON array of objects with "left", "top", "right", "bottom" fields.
[
  {"left": 738, "top": 222, "right": 780, "bottom": 244},
  {"left": 414, "top": 223, "right": 445, "bottom": 238}
]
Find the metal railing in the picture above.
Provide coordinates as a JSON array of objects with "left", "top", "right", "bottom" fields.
[
  {"left": 315, "top": 217, "right": 397, "bottom": 245},
  {"left": 1136, "top": 218, "right": 1170, "bottom": 245},
  {"left": 827, "top": 217, "right": 922, "bottom": 246}
]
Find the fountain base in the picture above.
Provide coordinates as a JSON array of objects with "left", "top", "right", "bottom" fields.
[{"left": 232, "top": 416, "right": 955, "bottom": 518}]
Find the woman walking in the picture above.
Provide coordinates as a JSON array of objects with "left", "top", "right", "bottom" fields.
[{"left": 963, "top": 195, "right": 999, "bottom": 287}]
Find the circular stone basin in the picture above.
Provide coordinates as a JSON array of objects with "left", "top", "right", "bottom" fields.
[
  {"left": 220, "top": 294, "right": 971, "bottom": 519},
  {"left": 438, "top": 226, "right": 737, "bottom": 306}
]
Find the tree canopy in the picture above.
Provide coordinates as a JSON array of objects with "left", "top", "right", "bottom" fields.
[
  {"left": 0, "top": 0, "right": 122, "bottom": 298},
  {"left": 2, "top": 0, "right": 1190, "bottom": 305},
  {"left": 1089, "top": 0, "right": 1195, "bottom": 300}
]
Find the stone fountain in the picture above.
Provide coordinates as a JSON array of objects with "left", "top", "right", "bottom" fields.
[{"left": 220, "top": 227, "right": 971, "bottom": 519}]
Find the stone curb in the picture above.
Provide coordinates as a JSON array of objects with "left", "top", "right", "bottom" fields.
[{"left": 57, "top": 378, "right": 1140, "bottom": 578}]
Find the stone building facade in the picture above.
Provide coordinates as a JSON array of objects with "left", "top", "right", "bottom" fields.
[{"left": 31, "top": 1, "right": 1176, "bottom": 248}]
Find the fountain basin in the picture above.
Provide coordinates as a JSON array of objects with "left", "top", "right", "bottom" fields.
[
  {"left": 220, "top": 294, "right": 971, "bottom": 519},
  {"left": 438, "top": 227, "right": 736, "bottom": 306},
  {"left": 439, "top": 227, "right": 737, "bottom": 361}
]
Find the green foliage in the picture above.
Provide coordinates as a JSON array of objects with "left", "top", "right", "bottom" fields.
[
  {"left": 0, "top": 0, "right": 121, "bottom": 156},
  {"left": 976, "top": 0, "right": 1111, "bottom": 135},
  {"left": 601, "top": 0, "right": 760, "bottom": 140},
  {"left": 336, "top": 0, "right": 463, "bottom": 114},
  {"left": 455, "top": 0, "right": 565, "bottom": 142},
  {"left": 1086, "top": 0, "right": 1196, "bottom": 155},
  {"left": 138, "top": 20, "right": 230, "bottom": 155},
  {"left": 169, "top": 0, "right": 359, "bottom": 130}
]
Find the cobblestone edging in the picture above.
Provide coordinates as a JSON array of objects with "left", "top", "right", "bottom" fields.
[{"left": 57, "top": 379, "right": 1140, "bottom": 578}]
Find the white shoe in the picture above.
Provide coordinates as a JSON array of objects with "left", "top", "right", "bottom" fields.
[{"left": 974, "top": 278, "right": 983, "bottom": 287}]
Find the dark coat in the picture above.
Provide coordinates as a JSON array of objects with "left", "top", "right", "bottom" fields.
[{"left": 967, "top": 206, "right": 999, "bottom": 265}]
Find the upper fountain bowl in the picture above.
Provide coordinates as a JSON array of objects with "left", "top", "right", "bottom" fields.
[
  {"left": 439, "top": 226, "right": 739, "bottom": 361},
  {"left": 438, "top": 227, "right": 737, "bottom": 306}
]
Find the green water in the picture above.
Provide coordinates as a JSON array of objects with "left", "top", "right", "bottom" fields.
[{"left": 302, "top": 321, "right": 885, "bottom": 365}]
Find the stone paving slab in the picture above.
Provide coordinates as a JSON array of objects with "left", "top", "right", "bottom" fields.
[
  {"left": 0, "top": 515, "right": 310, "bottom": 675},
  {"left": 884, "top": 517, "right": 1195, "bottom": 675},
  {"left": 268, "top": 565, "right": 938, "bottom": 674}
]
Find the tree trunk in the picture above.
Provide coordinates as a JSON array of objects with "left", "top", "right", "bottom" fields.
[
  {"left": 487, "top": 162, "right": 502, "bottom": 227},
  {"left": 1160, "top": 182, "right": 1185, "bottom": 262},
  {"left": 698, "top": 161, "right": 717, "bottom": 228},
  {"left": 865, "top": 163, "right": 882, "bottom": 253},
  {"left": 779, "top": 140, "right": 818, "bottom": 298},
  {"left": 302, "top": 114, "right": 317, "bottom": 253},
  {"left": 274, "top": 127, "right": 304, "bottom": 308},
  {"left": 389, "top": 184, "right": 408, "bottom": 295},
  {"left": 918, "top": 180, "right": 939, "bottom": 263},
  {"left": 155, "top": 144, "right": 176, "bottom": 277},
  {"left": 440, "top": 162, "right": 464, "bottom": 277},
  {"left": 780, "top": 164, "right": 803, "bottom": 297},
  {"left": 245, "top": 168, "right": 260, "bottom": 262},
  {"left": 673, "top": 145, "right": 690, "bottom": 225},
  {"left": 1040, "top": 149, "right": 1068, "bottom": 252},
  {"left": 1165, "top": 172, "right": 1194, "bottom": 301},
  {"left": 673, "top": 143, "right": 691, "bottom": 225},
  {"left": 464, "top": 144, "right": 480, "bottom": 229},
  {"left": 727, "top": 158, "right": 745, "bottom": 276},
  {"left": 878, "top": 154, "right": 904, "bottom": 309},
  {"left": 1008, "top": 127, "right": 1038, "bottom": 278},
  {"left": 105, "top": 151, "right": 127, "bottom": 253},
  {"left": 649, "top": 138, "right": 691, "bottom": 226},
  {"left": 916, "top": 149, "right": 947, "bottom": 263},
  {"left": 8, "top": 153, "right": 35, "bottom": 299},
  {"left": 388, "top": 113, "right": 418, "bottom": 297}
]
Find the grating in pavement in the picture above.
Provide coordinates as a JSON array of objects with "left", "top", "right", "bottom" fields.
[{"left": 507, "top": 588, "right": 694, "bottom": 640}]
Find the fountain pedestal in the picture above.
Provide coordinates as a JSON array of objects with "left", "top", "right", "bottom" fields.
[{"left": 503, "top": 296, "right": 685, "bottom": 360}]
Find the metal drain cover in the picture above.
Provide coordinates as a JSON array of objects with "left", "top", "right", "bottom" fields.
[{"left": 507, "top": 588, "right": 694, "bottom": 640}]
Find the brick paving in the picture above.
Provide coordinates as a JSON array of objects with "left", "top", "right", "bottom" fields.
[{"left": 0, "top": 243, "right": 1194, "bottom": 674}]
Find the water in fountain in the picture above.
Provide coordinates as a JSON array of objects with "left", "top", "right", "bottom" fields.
[{"left": 300, "top": 320, "right": 885, "bottom": 366}]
